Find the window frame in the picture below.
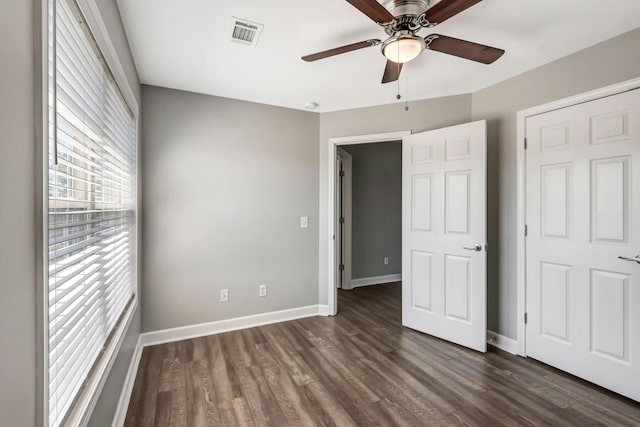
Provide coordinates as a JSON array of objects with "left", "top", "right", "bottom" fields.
[{"left": 36, "top": 0, "right": 140, "bottom": 425}]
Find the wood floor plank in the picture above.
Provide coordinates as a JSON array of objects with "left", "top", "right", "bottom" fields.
[
  {"left": 296, "top": 347, "right": 388, "bottom": 425},
  {"left": 124, "top": 282, "right": 640, "bottom": 426},
  {"left": 253, "top": 342, "right": 316, "bottom": 426},
  {"left": 124, "top": 345, "right": 164, "bottom": 426},
  {"left": 299, "top": 380, "right": 359, "bottom": 427},
  {"left": 259, "top": 325, "right": 317, "bottom": 386},
  {"left": 219, "top": 397, "right": 256, "bottom": 427},
  {"left": 206, "top": 334, "right": 243, "bottom": 403},
  {"left": 236, "top": 365, "right": 288, "bottom": 426},
  {"left": 185, "top": 359, "right": 221, "bottom": 427},
  {"left": 153, "top": 391, "right": 172, "bottom": 427}
]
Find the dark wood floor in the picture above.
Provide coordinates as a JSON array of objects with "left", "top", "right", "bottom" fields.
[{"left": 125, "top": 283, "right": 640, "bottom": 426}]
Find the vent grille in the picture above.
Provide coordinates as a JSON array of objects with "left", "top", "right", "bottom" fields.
[{"left": 230, "top": 18, "right": 264, "bottom": 47}]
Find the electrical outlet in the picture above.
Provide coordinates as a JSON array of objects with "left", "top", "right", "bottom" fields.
[
  {"left": 259, "top": 284, "right": 267, "bottom": 297},
  {"left": 384, "top": 256, "right": 389, "bottom": 265},
  {"left": 220, "top": 289, "right": 229, "bottom": 302}
]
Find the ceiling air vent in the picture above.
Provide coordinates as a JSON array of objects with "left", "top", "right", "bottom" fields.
[{"left": 230, "top": 17, "right": 264, "bottom": 48}]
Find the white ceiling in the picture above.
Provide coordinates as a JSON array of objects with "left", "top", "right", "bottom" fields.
[{"left": 116, "top": 0, "right": 640, "bottom": 112}]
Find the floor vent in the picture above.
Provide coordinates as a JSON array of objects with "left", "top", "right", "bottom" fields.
[{"left": 230, "top": 18, "right": 264, "bottom": 47}]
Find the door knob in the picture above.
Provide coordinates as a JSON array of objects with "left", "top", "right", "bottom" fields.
[
  {"left": 618, "top": 255, "right": 640, "bottom": 264},
  {"left": 463, "top": 244, "right": 483, "bottom": 252}
]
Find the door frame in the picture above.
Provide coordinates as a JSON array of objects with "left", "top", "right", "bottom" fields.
[
  {"left": 515, "top": 77, "right": 640, "bottom": 357},
  {"left": 327, "top": 131, "right": 411, "bottom": 315},
  {"left": 336, "top": 148, "right": 353, "bottom": 290}
]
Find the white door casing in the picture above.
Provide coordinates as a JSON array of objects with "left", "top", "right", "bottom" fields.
[
  {"left": 402, "top": 120, "right": 487, "bottom": 352},
  {"left": 327, "top": 131, "right": 411, "bottom": 315},
  {"left": 336, "top": 148, "right": 353, "bottom": 290},
  {"left": 525, "top": 89, "right": 640, "bottom": 401}
]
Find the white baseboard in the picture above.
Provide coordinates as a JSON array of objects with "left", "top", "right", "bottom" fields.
[
  {"left": 139, "top": 305, "right": 326, "bottom": 347},
  {"left": 317, "top": 305, "right": 330, "bottom": 316},
  {"left": 487, "top": 330, "right": 518, "bottom": 355},
  {"left": 112, "top": 336, "right": 143, "bottom": 427},
  {"left": 350, "top": 274, "right": 402, "bottom": 289}
]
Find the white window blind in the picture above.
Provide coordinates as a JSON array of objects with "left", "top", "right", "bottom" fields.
[{"left": 47, "top": 0, "right": 137, "bottom": 425}]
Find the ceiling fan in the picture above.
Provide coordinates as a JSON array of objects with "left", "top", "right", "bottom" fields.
[{"left": 302, "top": 0, "right": 505, "bottom": 84}]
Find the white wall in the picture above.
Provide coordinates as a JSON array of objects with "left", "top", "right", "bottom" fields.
[{"left": 141, "top": 86, "right": 320, "bottom": 332}]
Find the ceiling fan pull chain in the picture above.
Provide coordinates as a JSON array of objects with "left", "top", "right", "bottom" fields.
[
  {"left": 396, "top": 50, "right": 402, "bottom": 100},
  {"left": 404, "top": 69, "right": 409, "bottom": 111}
]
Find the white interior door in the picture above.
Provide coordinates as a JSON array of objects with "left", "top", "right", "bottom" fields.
[
  {"left": 402, "top": 120, "right": 487, "bottom": 352},
  {"left": 526, "top": 89, "right": 640, "bottom": 401}
]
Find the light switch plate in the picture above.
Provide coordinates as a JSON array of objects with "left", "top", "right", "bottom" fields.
[{"left": 300, "top": 216, "right": 309, "bottom": 229}]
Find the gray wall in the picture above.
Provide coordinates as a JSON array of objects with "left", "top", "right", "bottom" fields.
[
  {"left": 342, "top": 142, "right": 402, "bottom": 279},
  {"left": 0, "top": 0, "right": 36, "bottom": 425},
  {"left": 472, "top": 27, "right": 640, "bottom": 339},
  {"left": 141, "top": 85, "right": 320, "bottom": 332},
  {"left": 0, "top": 0, "right": 141, "bottom": 425},
  {"left": 319, "top": 95, "right": 473, "bottom": 304}
]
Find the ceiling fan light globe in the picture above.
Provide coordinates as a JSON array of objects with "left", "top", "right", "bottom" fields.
[{"left": 383, "top": 36, "right": 425, "bottom": 64}]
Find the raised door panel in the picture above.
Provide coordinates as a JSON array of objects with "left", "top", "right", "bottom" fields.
[
  {"left": 445, "top": 138, "right": 471, "bottom": 161},
  {"left": 541, "top": 164, "right": 571, "bottom": 239},
  {"left": 540, "top": 262, "right": 571, "bottom": 343},
  {"left": 591, "top": 157, "right": 629, "bottom": 244},
  {"left": 445, "top": 171, "right": 470, "bottom": 234},
  {"left": 412, "top": 175, "right": 432, "bottom": 232},
  {"left": 590, "top": 110, "right": 630, "bottom": 145},
  {"left": 412, "top": 143, "right": 433, "bottom": 164},
  {"left": 411, "top": 251, "right": 433, "bottom": 312},
  {"left": 540, "top": 123, "right": 572, "bottom": 152},
  {"left": 445, "top": 254, "right": 471, "bottom": 322},
  {"left": 590, "top": 269, "right": 629, "bottom": 363}
]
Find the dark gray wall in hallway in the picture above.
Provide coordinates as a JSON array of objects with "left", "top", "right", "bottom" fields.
[{"left": 342, "top": 142, "right": 402, "bottom": 280}]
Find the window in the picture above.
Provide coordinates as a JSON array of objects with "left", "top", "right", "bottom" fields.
[{"left": 46, "top": 0, "right": 137, "bottom": 425}]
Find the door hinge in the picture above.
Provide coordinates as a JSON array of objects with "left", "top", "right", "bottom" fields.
[
  {"left": 339, "top": 264, "right": 344, "bottom": 271},
  {"left": 524, "top": 138, "right": 528, "bottom": 150},
  {"left": 339, "top": 170, "right": 345, "bottom": 177},
  {"left": 525, "top": 225, "right": 528, "bottom": 236},
  {"left": 339, "top": 217, "right": 345, "bottom": 224},
  {"left": 524, "top": 313, "right": 528, "bottom": 324}
]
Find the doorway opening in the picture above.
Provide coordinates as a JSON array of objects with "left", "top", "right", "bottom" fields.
[
  {"left": 336, "top": 141, "right": 403, "bottom": 318},
  {"left": 327, "top": 131, "right": 410, "bottom": 315}
]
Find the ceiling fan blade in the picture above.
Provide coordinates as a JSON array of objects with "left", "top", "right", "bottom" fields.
[
  {"left": 423, "top": 0, "right": 482, "bottom": 24},
  {"left": 302, "top": 39, "right": 381, "bottom": 62},
  {"left": 382, "top": 60, "right": 403, "bottom": 84},
  {"left": 345, "top": 0, "right": 395, "bottom": 24},
  {"left": 427, "top": 35, "right": 505, "bottom": 64}
]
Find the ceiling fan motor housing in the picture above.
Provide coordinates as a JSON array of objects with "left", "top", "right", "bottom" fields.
[{"left": 381, "top": 0, "right": 434, "bottom": 18}]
